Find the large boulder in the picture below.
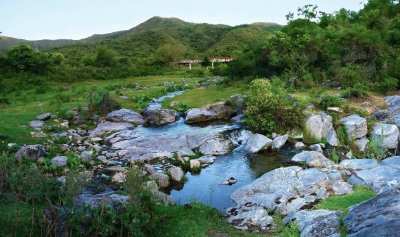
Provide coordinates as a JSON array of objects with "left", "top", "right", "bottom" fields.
[
  {"left": 292, "top": 151, "right": 335, "bottom": 168},
  {"left": 339, "top": 159, "right": 379, "bottom": 170},
  {"left": 15, "top": 145, "right": 46, "bottom": 161},
  {"left": 198, "top": 134, "right": 233, "bottom": 155},
  {"left": 230, "top": 166, "right": 352, "bottom": 219},
  {"left": 305, "top": 113, "right": 338, "bottom": 146},
  {"left": 272, "top": 134, "right": 288, "bottom": 150},
  {"left": 225, "top": 94, "right": 245, "bottom": 113},
  {"left": 381, "top": 156, "right": 400, "bottom": 170},
  {"left": 141, "top": 108, "right": 177, "bottom": 126},
  {"left": 284, "top": 210, "right": 342, "bottom": 237},
  {"left": 347, "top": 165, "right": 400, "bottom": 193},
  {"left": 89, "top": 122, "right": 134, "bottom": 138},
  {"left": 344, "top": 185, "right": 400, "bottom": 237},
  {"left": 36, "top": 113, "right": 51, "bottom": 121},
  {"left": 106, "top": 109, "right": 144, "bottom": 125},
  {"left": 51, "top": 156, "right": 68, "bottom": 167},
  {"left": 227, "top": 208, "right": 273, "bottom": 231},
  {"left": 370, "top": 123, "right": 399, "bottom": 149},
  {"left": 185, "top": 103, "right": 236, "bottom": 124},
  {"left": 341, "top": 115, "right": 368, "bottom": 140},
  {"left": 168, "top": 166, "right": 184, "bottom": 182},
  {"left": 244, "top": 133, "right": 272, "bottom": 153}
]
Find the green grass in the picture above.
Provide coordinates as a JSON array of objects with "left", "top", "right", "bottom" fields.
[
  {"left": 157, "top": 202, "right": 264, "bottom": 237},
  {"left": 0, "top": 201, "right": 43, "bottom": 237},
  {"left": 314, "top": 186, "right": 375, "bottom": 213},
  {"left": 162, "top": 82, "right": 247, "bottom": 109},
  {"left": 0, "top": 75, "right": 198, "bottom": 146}
]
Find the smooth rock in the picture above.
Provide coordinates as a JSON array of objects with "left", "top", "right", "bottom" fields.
[
  {"left": 153, "top": 173, "right": 170, "bottom": 188},
  {"left": 371, "top": 122, "right": 399, "bottom": 149},
  {"left": 292, "top": 151, "right": 335, "bottom": 168},
  {"left": 15, "top": 145, "right": 46, "bottom": 161},
  {"left": 347, "top": 166, "right": 400, "bottom": 193},
  {"left": 341, "top": 115, "right": 368, "bottom": 140},
  {"left": 190, "top": 159, "right": 201, "bottom": 169},
  {"left": 227, "top": 208, "right": 273, "bottom": 231},
  {"left": 36, "top": 113, "right": 51, "bottom": 121},
  {"left": 339, "top": 159, "right": 379, "bottom": 170},
  {"left": 305, "top": 113, "right": 338, "bottom": 146},
  {"left": 196, "top": 155, "right": 216, "bottom": 164},
  {"left": 141, "top": 108, "right": 177, "bottom": 126},
  {"left": 89, "top": 121, "right": 134, "bottom": 138},
  {"left": 51, "top": 156, "right": 68, "bottom": 167},
  {"left": 244, "top": 133, "right": 272, "bottom": 153},
  {"left": 111, "top": 172, "right": 126, "bottom": 183},
  {"left": 310, "top": 144, "right": 323, "bottom": 153},
  {"left": 106, "top": 109, "right": 144, "bottom": 125},
  {"left": 185, "top": 103, "right": 235, "bottom": 124},
  {"left": 381, "top": 156, "right": 400, "bottom": 170},
  {"left": 198, "top": 135, "right": 233, "bottom": 155},
  {"left": 80, "top": 150, "right": 93, "bottom": 161},
  {"left": 354, "top": 138, "right": 369, "bottom": 152},
  {"left": 294, "top": 142, "right": 306, "bottom": 150},
  {"left": 168, "top": 166, "right": 184, "bottom": 182},
  {"left": 143, "top": 164, "right": 156, "bottom": 175},
  {"left": 344, "top": 185, "right": 400, "bottom": 237},
  {"left": 29, "top": 120, "right": 44, "bottom": 130},
  {"left": 272, "top": 134, "right": 288, "bottom": 150},
  {"left": 284, "top": 210, "right": 342, "bottom": 237}
]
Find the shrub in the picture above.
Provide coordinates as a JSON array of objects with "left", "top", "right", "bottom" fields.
[
  {"left": 341, "top": 83, "right": 368, "bottom": 98},
  {"left": 379, "top": 77, "right": 398, "bottom": 92},
  {"left": 88, "top": 89, "right": 121, "bottom": 116},
  {"left": 245, "top": 79, "right": 305, "bottom": 134},
  {"left": 317, "top": 94, "right": 343, "bottom": 110}
]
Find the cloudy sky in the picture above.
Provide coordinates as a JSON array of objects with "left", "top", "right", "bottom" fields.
[{"left": 1, "top": 0, "right": 365, "bottom": 40}]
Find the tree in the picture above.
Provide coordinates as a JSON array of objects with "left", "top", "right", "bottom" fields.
[
  {"left": 95, "top": 46, "right": 118, "bottom": 67},
  {"left": 156, "top": 43, "right": 187, "bottom": 66},
  {"left": 201, "top": 56, "right": 211, "bottom": 67},
  {"left": 6, "top": 44, "right": 52, "bottom": 73}
]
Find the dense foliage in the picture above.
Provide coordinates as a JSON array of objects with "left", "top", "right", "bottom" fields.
[{"left": 225, "top": 0, "right": 400, "bottom": 92}]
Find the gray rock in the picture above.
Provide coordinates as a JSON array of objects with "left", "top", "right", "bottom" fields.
[
  {"left": 89, "top": 121, "right": 134, "bottom": 138},
  {"left": 227, "top": 208, "right": 273, "bottom": 231},
  {"left": 381, "top": 156, "right": 400, "bottom": 170},
  {"left": 347, "top": 166, "right": 400, "bottom": 193},
  {"left": 153, "top": 173, "right": 170, "bottom": 188},
  {"left": 230, "top": 166, "right": 352, "bottom": 218},
  {"left": 294, "top": 142, "right": 306, "bottom": 150},
  {"left": 106, "top": 109, "right": 144, "bottom": 125},
  {"left": 143, "top": 164, "right": 156, "bottom": 175},
  {"left": 371, "top": 123, "right": 399, "bottom": 149},
  {"left": 284, "top": 210, "right": 342, "bottom": 237},
  {"left": 51, "top": 156, "right": 68, "bottom": 167},
  {"left": 305, "top": 113, "right": 338, "bottom": 146},
  {"left": 339, "top": 159, "right": 379, "bottom": 170},
  {"left": 185, "top": 103, "right": 236, "bottom": 124},
  {"left": 36, "top": 113, "right": 51, "bottom": 121},
  {"left": 15, "top": 145, "right": 46, "bottom": 161},
  {"left": 310, "top": 144, "right": 323, "bottom": 153},
  {"left": 341, "top": 115, "right": 368, "bottom": 140},
  {"left": 29, "top": 120, "right": 44, "bottom": 130},
  {"left": 385, "top": 95, "right": 400, "bottom": 119},
  {"left": 354, "top": 138, "right": 369, "bottom": 152},
  {"left": 198, "top": 135, "right": 233, "bottom": 155},
  {"left": 225, "top": 94, "right": 245, "bottom": 113},
  {"left": 141, "top": 108, "right": 177, "bottom": 126},
  {"left": 196, "top": 155, "right": 216, "bottom": 164},
  {"left": 168, "top": 166, "right": 184, "bottom": 182},
  {"left": 244, "top": 133, "right": 272, "bottom": 153},
  {"left": 80, "top": 150, "right": 93, "bottom": 161},
  {"left": 292, "top": 151, "right": 335, "bottom": 168},
  {"left": 111, "top": 172, "right": 126, "bottom": 183},
  {"left": 189, "top": 159, "right": 201, "bottom": 169},
  {"left": 272, "top": 134, "right": 288, "bottom": 150},
  {"left": 344, "top": 185, "right": 400, "bottom": 237}
]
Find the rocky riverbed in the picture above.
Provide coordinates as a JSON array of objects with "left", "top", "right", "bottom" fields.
[{"left": 15, "top": 93, "right": 400, "bottom": 236}]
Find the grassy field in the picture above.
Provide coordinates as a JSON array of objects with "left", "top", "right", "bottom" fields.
[
  {"left": 163, "top": 82, "right": 247, "bottom": 109},
  {"left": 0, "top": 75, "right": 198, "bottom": 147}
]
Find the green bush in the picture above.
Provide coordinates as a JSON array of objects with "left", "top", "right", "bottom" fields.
[
  {"left": 317, "top": 94, "right": 343, "bottom": 110},
  {"left": 379, "top": 77, "right": 398, "bottom": 92},
  {"left": 341, "top": 83, "right": 368, "bottom": 98},
  {"left": 245, "top": 79, "right": 305, "bottom": 134},
  {"left": 88, "top": 89, "right": 121, "bottom": 116}
]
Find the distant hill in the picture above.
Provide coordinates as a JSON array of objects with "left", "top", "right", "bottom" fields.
[{"left": 0, "top": 17, "right": 282, "bottom": 61}]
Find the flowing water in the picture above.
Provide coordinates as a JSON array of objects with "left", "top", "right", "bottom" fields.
[{"left": 141, "top": 91, "right": 297, "bottom": 211}]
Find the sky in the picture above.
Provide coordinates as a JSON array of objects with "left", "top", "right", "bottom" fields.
[{"left": 1, "top": 0, "right": 365, "bottom": 40}]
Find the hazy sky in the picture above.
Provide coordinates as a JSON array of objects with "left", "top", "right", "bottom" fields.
[{"left": 1, "top": 0, "right": 365, "bottom": 40}]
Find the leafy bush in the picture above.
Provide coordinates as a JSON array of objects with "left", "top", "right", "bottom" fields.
[
  {"left": 88, "top": 89, "right": 121, "bottom": 116},
  {"left": 379, "top": 77, "right": 398, "bottom": 92},
  {"left": 341, "top": 83, "right": 368, "bottom": 98},
  {"left": 245, "top": 79, "right": 305, "bottom": 134},
  {"left": 317, "top": 94, "right": 343, "bottom": 110}
]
